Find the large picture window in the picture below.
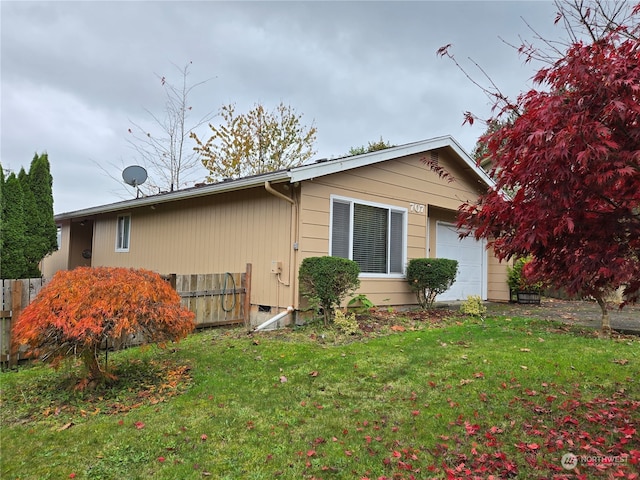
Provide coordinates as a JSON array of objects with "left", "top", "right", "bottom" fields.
[
  {"left": 116, "top": 215, "right": 131, "bottom": 252},
  {"left": 330, "top": 197, "right": 406, "bottom": 276}
]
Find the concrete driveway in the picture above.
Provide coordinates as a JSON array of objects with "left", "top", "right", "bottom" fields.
[{"left": 485, "top": 298, "right": 639, "bottom": 335}]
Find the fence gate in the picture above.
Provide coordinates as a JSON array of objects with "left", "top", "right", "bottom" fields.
[
  {"left": 173, "top": 264, "right": 251, "bottom": 328},
  {"left": 1, "top": 277, "right": 48, "bottom": 365}
]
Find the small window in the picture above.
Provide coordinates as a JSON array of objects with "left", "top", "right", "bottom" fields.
[
  {"left": 116, "top": 215, "right": 131, "bottom": 252},
  {"left": 56, "top": 225, "right": 62, "bottom": 249},
  {"left": 330, "top": 196, "right": 406, "bottom": 276}
]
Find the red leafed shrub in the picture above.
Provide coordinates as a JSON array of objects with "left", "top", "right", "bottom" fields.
[
  {"left": 12, "top": 267, "right": 195, "bottom": 387},
  {"left": 457, "top": 29, "right": 640, "bottom": 331}
]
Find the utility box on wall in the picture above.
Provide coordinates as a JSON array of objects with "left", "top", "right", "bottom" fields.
[{"left": 270, "top": 261, "right": 283, "bottom": 274}]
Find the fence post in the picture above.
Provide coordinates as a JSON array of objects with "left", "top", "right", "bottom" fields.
[
  {"left": 9, "top": 280, "right": 23, "bottom": 367},
  {"left": 243, "top": 263, "right": 252, "bottom": 330}
]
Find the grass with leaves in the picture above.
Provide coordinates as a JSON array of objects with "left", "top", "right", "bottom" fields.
[{"left": 1, "top": 312, "right": 639, "bottom": 479}]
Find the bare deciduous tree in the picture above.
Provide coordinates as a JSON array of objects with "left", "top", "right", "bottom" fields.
[{"left": 126, "top": 61, "right": 216, "bottom": 194}]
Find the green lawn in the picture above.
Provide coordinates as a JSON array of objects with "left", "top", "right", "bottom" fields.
[{"left": 1, "top": 314, "right": 638, "bottom": 479}]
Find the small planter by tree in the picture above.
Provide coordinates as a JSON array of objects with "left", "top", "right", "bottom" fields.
[
  {"left": 507, "top": 257, "right": 543, "bottom": 304},
  {"left": 299, "top": 256, "right": 360, "bottom": 325},
  {"left": 406, "top": 258, "right": 458, "bottom": 310},
  {"left": 12, "top": 267, "right": 195, "bottom": 389}
]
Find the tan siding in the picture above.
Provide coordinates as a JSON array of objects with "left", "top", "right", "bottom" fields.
[
  {"left": 297, "top": 151, "right": 505, "bottom": 306},
  {"left": 407, "top": 220, "right": 427, "bottom": 259},
  {"left": 301, "top": 238, "right": 329, "bottom": 257},
  {"left": 297, "top": 154, "right": 460, "bottom": 306},
  {"left": 355, "top": 279, "right": 415, "bottom": 306},
  {"left": 89, "top": 188, "right": 294, "bottom": 309},
  {"left": 300, "top": 223, "right": 328, "bottom": 243},
  {"left": 41, "top": 220, "right": 71, "bottom": 277},
  {"left": 487, "top": 254, "right": 510, "bottom": 301},
  {"left": 302, "top": 209, "right": 329, "bottom": 228}
]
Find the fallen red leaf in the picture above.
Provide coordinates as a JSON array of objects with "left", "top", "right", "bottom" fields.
[{"left": 465, "top": 422, "right": 480, "bottom": 435}]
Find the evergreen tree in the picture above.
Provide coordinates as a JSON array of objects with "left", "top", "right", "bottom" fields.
[
  {"left": 1, "top": 173, "right": 27, "bottom": 279},
  {"left": 18, "top": 167, "right": 42, "bottom": 276},
  {"left": 0, "top": 153, "right": 57, "bottom": 279},
  {"left": 28, "top": 153, "right": 58, "bottom": 260}
]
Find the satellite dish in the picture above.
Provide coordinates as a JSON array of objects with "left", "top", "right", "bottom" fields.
[{"left": 122, "top": 165, "right": 148, "bottom": 187}]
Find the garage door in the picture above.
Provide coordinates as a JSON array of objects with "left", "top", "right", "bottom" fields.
[{"left": 435, "top": 222, "right": 486, "bottom": 301}]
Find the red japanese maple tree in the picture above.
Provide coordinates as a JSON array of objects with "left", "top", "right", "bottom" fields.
[
  {"left": 12, "top": 267, "right": 195, "bottom": 387},
  {"left": 457, "top": 24, "right": 640, "bottom": 331}
]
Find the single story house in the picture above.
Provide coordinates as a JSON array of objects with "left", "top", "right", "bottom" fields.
[{"left": 43, "top": 136, "right": 509, "bottom": 326}]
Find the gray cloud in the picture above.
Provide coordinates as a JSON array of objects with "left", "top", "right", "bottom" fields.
[{"left": 1, "top": 1, "right": 561, "bottom": 214}]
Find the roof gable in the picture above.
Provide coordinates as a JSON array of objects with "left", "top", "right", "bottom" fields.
[{"left": 291, "top": 135, "right": 492, "bottom": 187}]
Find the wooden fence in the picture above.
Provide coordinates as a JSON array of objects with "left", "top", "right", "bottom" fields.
[
  {"left": 1, "top": 264, "right": 252, "bottom": 365},
  {"left": 1, "top": 277, "right": 48, "bottom": 365},
  {"left": 172, "top": 264, "right": 252, "bottom": 328}
]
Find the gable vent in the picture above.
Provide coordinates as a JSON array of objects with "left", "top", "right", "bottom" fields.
[{"left": 430, "top": 151, "right": 439, "bottom": 164}]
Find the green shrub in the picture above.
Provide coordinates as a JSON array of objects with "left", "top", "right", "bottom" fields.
[
  {"left": 507, "top": 256, "right": 543, "bottom": 295},
  {"left": 507, "top": 257, "right": 526, "bottom": 294},
  {"left": 333, "top": 310, "right": 359, "bottom": 335},
  {"left": 299, "top": 256, "right": 360, "bottom": 325},
  {"left": 406, "top": 258, "right": 458, "bottom": 309},
  {"left": 347, "top": 294, "right": 375, "bottom": 314},
  {"left": 460, "top": 295, "right": 487, "bottom": 317}
]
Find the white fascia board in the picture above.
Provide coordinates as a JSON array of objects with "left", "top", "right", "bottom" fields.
[
  {"left": 54, "top": 170, "right": 291, "bottom": 221},
  {"left": 290, "top": 135, "right": 496, "bottom": 189},
  {"left": 445, "top": 136, "right": 496, "bottom": 188}
]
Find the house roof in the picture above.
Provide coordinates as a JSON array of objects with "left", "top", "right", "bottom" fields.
[{"left": 55, "top": 135, "right": 493, "bottom": 221}]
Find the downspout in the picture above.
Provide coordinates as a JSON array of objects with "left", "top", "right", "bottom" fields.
[
  {"left": 263, "top": 180, "right": 298, "bottom": 327},
  {"left": 264, "top": 181, "right": 294, "bottom": 205},
  {"left": 255, "top": 306, "right": 294, "bottom": 331}
]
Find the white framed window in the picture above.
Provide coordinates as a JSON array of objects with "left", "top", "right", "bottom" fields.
[
  {"left": 330, "top": 195, "right": 407, "bottom": 277},
  {"left": 115, "top": 214, "right": 131, "bottom": 252},
  {"left": 56, "top": 225, "right": 62, "bottom": 249}
]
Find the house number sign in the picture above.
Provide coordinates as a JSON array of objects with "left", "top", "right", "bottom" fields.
[{"left": 410, "top": 203, "right": 425, "bottom": 214}]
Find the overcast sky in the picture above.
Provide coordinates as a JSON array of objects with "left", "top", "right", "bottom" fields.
[{"left": 1, "top": 0, "right": 563, "bottom": 214}]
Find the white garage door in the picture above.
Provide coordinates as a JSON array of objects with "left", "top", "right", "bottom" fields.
[{"left": 435, "top": 222, "right": 486, "bottom": 301}]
